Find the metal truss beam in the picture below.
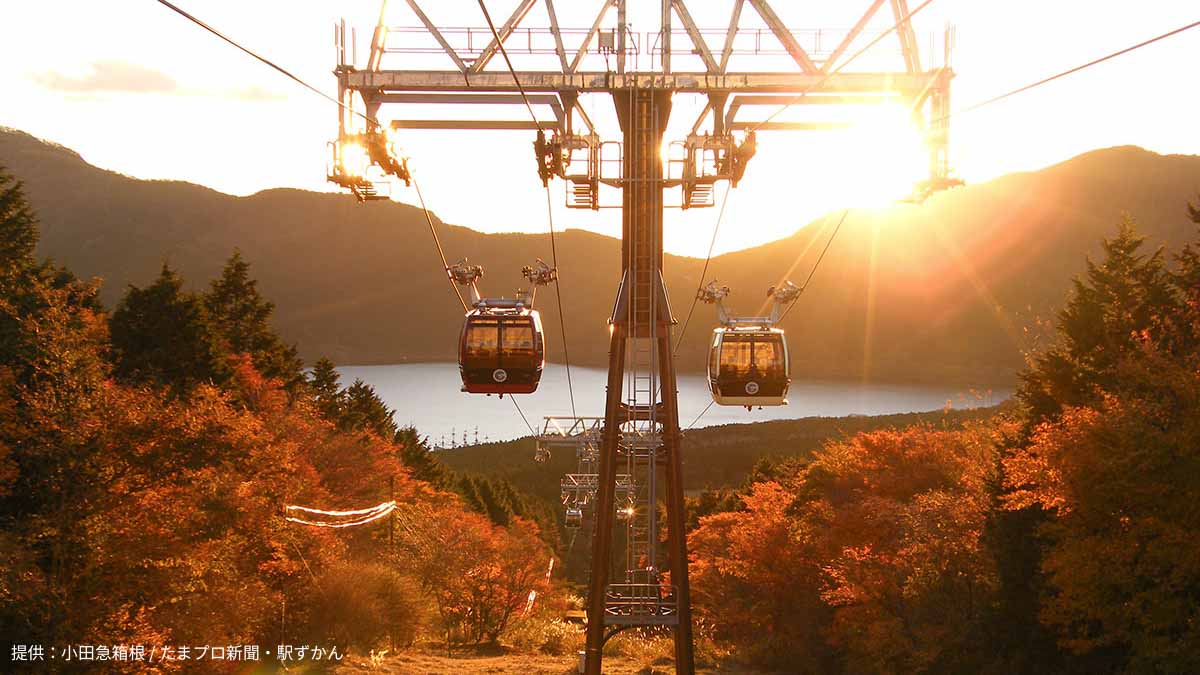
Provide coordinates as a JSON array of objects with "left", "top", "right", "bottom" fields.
[
  {"left": 729, "top": 121, "right": 854, "bottom": 131},
  {"left": 402, "top": 0, "right": 468, "bottom": 72},
  {"left": 717, "top": 0, "right": 746, "bottom": 73},
  {"left": 569, "top": 1, "right": 613, "bottom": 74},
  {"left": 470, "top": 0, "right": 539, "bottom": 74},
  {"left": 391, "top": 119, "right": 549, "bottom": 130},
  {"left": 747, "top": 0, "right": 819, "bottom": 74},
  {"left": 544, "top": 0, "right": 570, "bottom": 72},
  {"left": 823, "top": 0, "right": 887, "bottom": 73},
  {"left": 891, "top": 0, "right": 922, "bottom": 74},
  {"left": 345, "top": 69, "right": 940, "bottom": 94},
  {"left": 671, "top": 0, "right": 718, "bottom": 73}
]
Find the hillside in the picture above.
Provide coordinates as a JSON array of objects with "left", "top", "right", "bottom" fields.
[
  {"left": 436, "top": 405, "right": 1007, "bottom": 506},
  {"left": 3, "top": 126, "right": 1198, "bottom": 383}
]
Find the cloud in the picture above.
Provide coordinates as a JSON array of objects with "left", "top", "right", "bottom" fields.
[
  {"left": 33, "top": 60, "right": 178, "bottom": 94},
  {"left": 31, "top": 60, "right": 288, "bottom": 103}
]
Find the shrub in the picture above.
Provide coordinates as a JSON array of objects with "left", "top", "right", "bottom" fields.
[{"left": 298, "top": 561, "right": 423, "bottom": 652}]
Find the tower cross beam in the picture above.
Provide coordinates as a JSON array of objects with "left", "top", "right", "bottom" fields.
[{"left": 344, "top": 69, "right": 941, "bottom": 93}]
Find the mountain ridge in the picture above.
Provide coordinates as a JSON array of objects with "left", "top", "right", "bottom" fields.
[{"left": 3, "top": 126, "right": 1198, "bottom": 383}]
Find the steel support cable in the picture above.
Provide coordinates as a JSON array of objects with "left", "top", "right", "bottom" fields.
[
  {"left": 779, "top": 208, "right": 850, "bottom": 323},
  {"left": 942, "top": 18, "right": 1200, "bottom": 122},
  {"left": 751, "top": 0, "right": 939, "bottom": 133},
  {"left": 154, "top": 0, "right": 372, "bottom": 126},
  {"left": 479, "top": 0, "right": 578, "bottom": 417},
  {"left": 156, "top": 0, "right": 470, "bottom": 313},
  {"left": 510, "top": 396, "right": 538, "bottom": 436},
  {"left": 545, "top": 189, "right": 578, "bottom": 418},
  {"left": 685, "top": 400, "right": 715, "bottom": 431},
  {"left": 673, "top": 181, "right": 733, "bottom": 356},
  {"left": 477, "top": 0, "right": 542, "bottom": 131},
  {"left": 412, "top": 176, "right": 470, "bottom": 311}
]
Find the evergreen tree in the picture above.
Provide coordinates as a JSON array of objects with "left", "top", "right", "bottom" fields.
[
  {"left": 394, "top": 426, "right": 447, "bottom": 486},
  {"left": 1017, "top": 218, "right": 1178, "bottom": 427},
  {"left": 456, "top": 474, "right": 486, "bottom": 515},
  {"left": 308, "top": 357, "right": 344, "bottom": 420},
  {"left": 994, "top": 217, "right": 1188, "bottom": 672},
  {"left": 110, "top": 263, "right": 224, "bottom": 392},
  {"left": 0, "top": 169, "right": 102, "bottom": 383},
  {"left": 204, "top": 250, "right": 303, "bottom": 389},
  {"left": 340, "top": 379, "right": 398, "bottom": 440},
  {"left": 474, "top": 478, "right": 511, "bottom": 526},
  {"left": 1169, "top": 197, "right": 1200, "bottom": 353},
  {"left": 0, "top": 168, "right": 37, "bottom": 273}
]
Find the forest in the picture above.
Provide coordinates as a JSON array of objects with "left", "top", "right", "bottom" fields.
[
  {"left": 0, "top": 166, "right": 561, "bottom": 664},
  {"left": 2, "top": 158, "right": 1200, "bottom": 673},
  {"left": 683, "top": 208, "right": 1200, "bottom": 672}
]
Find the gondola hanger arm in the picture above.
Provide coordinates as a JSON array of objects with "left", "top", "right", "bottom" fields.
[
  {"left": 697, "top": 280, "right": 732, "bottom": 325},
  {"left": 519, "top": 258, "right": 558, "bottom": 307},
  {"left": 449, "top": 259, "right": 485, "bottom": 307},
  {"left": 767, "top": 281, "right": 802, "bottom": 325}
]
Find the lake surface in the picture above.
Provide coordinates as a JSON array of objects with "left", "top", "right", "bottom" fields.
[{"left": 337, "top": 362, "right": 1009, "bottom": 446}]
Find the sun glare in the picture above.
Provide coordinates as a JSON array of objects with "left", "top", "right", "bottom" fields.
[
  {"left": 339, "top": 142, "right": 370, "bottom": 179},
  {"left": 835, "top": 105, "right": 928, "bottom": 208}
]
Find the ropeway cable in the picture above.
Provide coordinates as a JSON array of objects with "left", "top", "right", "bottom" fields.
[{"left": 478, "top": 0, "right": 580, "bottom": 418}]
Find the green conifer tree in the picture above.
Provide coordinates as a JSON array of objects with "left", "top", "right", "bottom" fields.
[
  {"left": 308, "top": 356, "right": 344, "bottom": 420},
  {"left": 340, "top": 379, "right": 398, "bottom": 440},
  {"left": 110, "top": 263, "right": 224, "bottom": 392},
  {"left": 394, "top": 426, "right": 448, "bottom": 486},
  {"left": 204, "top": 250, "right": 303, "bottom": 389},
  {"left": 1017, "top": 218, "right": 1178, "bottom": 426},
  {"left": 0, "top": 168, "right": 37, "bottom": 273}
]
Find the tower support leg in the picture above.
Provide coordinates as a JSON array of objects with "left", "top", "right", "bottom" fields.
[
  {"left": 584, "top": 326, "right": 626, "bottom": 674},
  {"left": 658, "top": 330, "right": 695, "bottom": 673}
]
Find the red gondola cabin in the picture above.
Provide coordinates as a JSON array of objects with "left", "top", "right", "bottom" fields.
[{"left": 458, "top": 304, "right": 545, "bottom": 395}]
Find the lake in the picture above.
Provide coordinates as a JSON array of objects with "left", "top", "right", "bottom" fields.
[{"left": 336, "top": 362, "right": 1009, "bottom": 446}]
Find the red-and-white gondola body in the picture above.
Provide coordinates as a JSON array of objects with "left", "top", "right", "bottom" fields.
[{"left": 458, "top": 302, "right": 545, "bottom": 394}]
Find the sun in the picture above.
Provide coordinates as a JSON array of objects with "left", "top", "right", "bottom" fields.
[
  {"left": 707, "top": 102, "right": 930, "bottom": 251},
  {"left": 829, "top": 104, "right": 929, "bottom": 208}
]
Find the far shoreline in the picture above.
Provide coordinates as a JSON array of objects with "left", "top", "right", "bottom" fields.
[{"left": 327, "top": 357, "right": 1020, "bottom": 390}]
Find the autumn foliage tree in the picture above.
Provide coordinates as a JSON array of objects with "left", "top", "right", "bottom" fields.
[
  {"left": 398, "top": 501, "right": 552, "bottom": 646},
  {"left": 689, "top": 481, "right": 829, "bottom": 670},
  {"left": 803, "top": 425, "right": 1000, "bottom": 673},
  {"left": 690, "top": 423, "right": 1003, "bottom": 673},
  {"left": 1001, "top": 213, "right": 1200, "bottom": 672},
  {"left": 0, "top": 168, "right": 557, "bottom": 659}
]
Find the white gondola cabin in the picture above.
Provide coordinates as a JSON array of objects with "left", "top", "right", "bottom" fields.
[
  {"left": 707, "top": 327, "right": 790, "bottom": 407},
  {"left": 698, "top": 279, "right": 801, "bottom": 409},
  {"left": 565, "top": 506, "right": 583, "bottom": 529}
]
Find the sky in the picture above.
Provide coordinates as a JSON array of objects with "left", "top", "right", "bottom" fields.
[{"left": 1, "top": 1, "right": 1198, "bottom": 257}]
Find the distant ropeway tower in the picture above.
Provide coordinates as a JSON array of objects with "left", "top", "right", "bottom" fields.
[{"left": 326, "top": 2, "right": 958, "bottom": 672}]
